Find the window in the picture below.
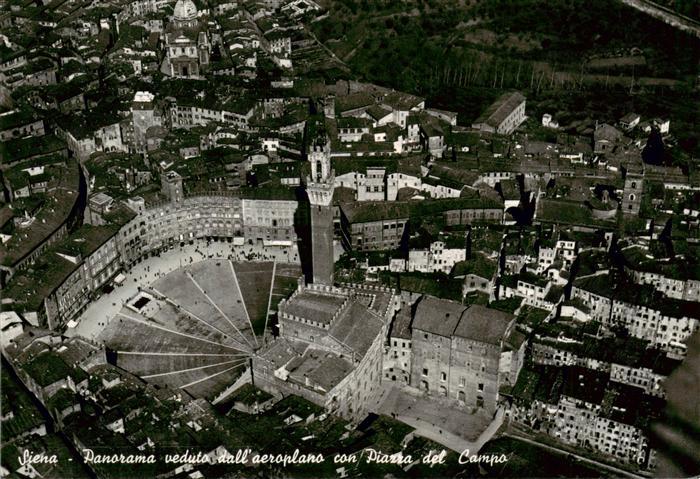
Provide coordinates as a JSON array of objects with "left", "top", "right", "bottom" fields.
[
  {"left": 440, "top": 372, "right": 447, "bottom": 382},
  {"left": 478, "top": 383, "right": 484, "bottom": 392},
  {"left": 422, "top": 368, "right": 428, "bottom": 376}
]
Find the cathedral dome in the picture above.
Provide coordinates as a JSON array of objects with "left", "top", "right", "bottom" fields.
[{"left": 173, "top": 0, "right": 197, "bottom": 21}]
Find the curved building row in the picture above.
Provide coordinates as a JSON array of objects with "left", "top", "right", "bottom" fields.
[{"left": 2, "top": 186, "right": 301, "bottom": 331}]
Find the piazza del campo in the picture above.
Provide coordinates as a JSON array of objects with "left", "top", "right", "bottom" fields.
[{"left": 1, "top": 0, "right": 699, "bottom": 477}]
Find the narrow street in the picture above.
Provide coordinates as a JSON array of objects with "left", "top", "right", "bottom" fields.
[
  {"left": 502, "top": 432, "right": 649, "bottom": 479},
  {"left": 618, "top": 0, "right": 700, "bottom": 38}
]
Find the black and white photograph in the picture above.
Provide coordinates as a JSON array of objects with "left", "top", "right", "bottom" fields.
[{"left": 1, "top": 0, "right": 699, "bottom": 477}]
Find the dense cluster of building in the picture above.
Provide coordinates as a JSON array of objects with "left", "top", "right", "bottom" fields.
[
  {"left": 1, "top": 327, "right": 310, "bottom": 478},
  {"left": 1, "top": 0, "right": 699, "bottom": 476}
]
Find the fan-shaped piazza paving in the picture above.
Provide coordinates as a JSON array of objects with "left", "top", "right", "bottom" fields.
[{"left": 96, "top": 259, "right": 301, "bottom": 401}]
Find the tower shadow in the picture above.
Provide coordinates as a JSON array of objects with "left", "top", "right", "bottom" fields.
[{"left": 293, "top": 186, "right": 313, "bottom": 284}]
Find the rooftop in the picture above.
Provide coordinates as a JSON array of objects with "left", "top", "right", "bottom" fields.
[
  {"left": 381, "top": 91, "right": 424, "bottom": 111},
  {"left": 342, "top": 196, "right": 503, "bottom": 224},
  {"left": 601, "top": 382, "right": 665, "bottom": 428},
  {"left": 452, "top": 252, "right": 498, "bottom": 280},
  {"left": 22, "top": 351, "right": 87, "bottom": 388},
  {"left": 4, "top": 220, "right": 126, "bottom": 312},
  {"left": 473, "top": 91, "right": 525, "bottom": 129},
  {"left": 623, "top": 246, "right": 700, "bottom": 281},
  {"left": 1, "top": 134, "right": 67, "bottom": 164},
  {"left": 335, "top": 92, "right": 375, "bottom": 114},
  {"left": 412, "top": 296, "right": 513, "bottom": 346},
  {"left": 1, "top": 160, "right": 80, "bottom": 268},
  {"left": 283, "top": 290, "right": 346, "bottom": 325},
  {"left": 0, "top": 108, "right": 41, "bottom": 131},
  {"left": 511, "top": 364, "right": 563, "bottom": 405},
  {"left": 574, "top": 272, "right": 700, "bottom": 319},
  {"left": 287, "top": 348, "right": 354, "bottom": 392},
  {"left": 54, "top": 223, "right": 122, "bottom": 259},
  {"left": 329, "top": 300, "right": 384, "bottom": 358},
  {"left": 412, "top": 295, "right": 465, "bottom": 338},
  {"left": 453, "top": 305, "right": 514, "bottom": 346},
  {"left": 332, "top": 155, "right": 422, "bottom": 177},
  {"left": 561, "top": 365, "right": 609, "bottom": 405},
  {"left": 389, "top": 303, "right": 413, "bottom": 340}
]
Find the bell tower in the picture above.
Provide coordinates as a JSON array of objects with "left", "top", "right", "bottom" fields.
[
  {"left": 622, "top": 173, "right": 643, "bottom": 216},
  {"left": 306, "top": 132, "right": 334, "bottom": 285}
]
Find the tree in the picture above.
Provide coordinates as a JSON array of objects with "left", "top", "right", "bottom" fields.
[
  {"left": 211, "top": 43, "right": 222, "bottom": 62},
  {"left": 642, "top": 128, "right": 665, "bottom": 165}
]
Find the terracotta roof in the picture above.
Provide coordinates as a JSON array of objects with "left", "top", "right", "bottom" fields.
[
  {"left": 412, "top": 295, "right": 465, "bottom": 337},
  {"left": 453, "top": 305, "right": 514, "bottom": 346},
  {"left": 389, "top": 304, "right": 413, "bottom": 340},
  {"left": 594, "top": 123, "right": 623, "bottom": 141},
  {"left": 473, "top": 91, "right": 525, "bottom": 129}
]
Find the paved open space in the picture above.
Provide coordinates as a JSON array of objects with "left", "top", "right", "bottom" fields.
[
  {"left": 377, "top": 385, "right": 499, "bottom": 453},
  {"left": 67, "top": 240, "right": 300, "bottom": 341},
  {"left": 65, "top": 240, "right": 301, "bottom": 400}
]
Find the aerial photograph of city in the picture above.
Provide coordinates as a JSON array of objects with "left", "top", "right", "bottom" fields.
[{"left": 0, "top": 0, "right": 699, "bottom": 477}]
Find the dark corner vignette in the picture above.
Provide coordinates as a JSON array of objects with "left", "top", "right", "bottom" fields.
[{"left": 1, "top": 0, "right": 699, "bottom": 478}]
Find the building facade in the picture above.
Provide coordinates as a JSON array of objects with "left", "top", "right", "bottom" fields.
[
  {"left": 408, "top": 297, "right": 521, "bottom": 415},
  {"left": 164, "top": 0, "right": 210, "bottom": 78},
  {"left": 471, "top": 91, "right": 526, "bottom": 136}
]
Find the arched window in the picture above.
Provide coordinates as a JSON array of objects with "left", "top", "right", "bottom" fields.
[
  {"left": 631, "top": 182, "right": 636, "bottom": 189},
  {"left": 629, "top": 194, "right": 635, "bottom": 202}
]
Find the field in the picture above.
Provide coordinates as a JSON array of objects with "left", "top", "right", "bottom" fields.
[{"left": 311, "top": 0, "right": 700, "bottom": 157}]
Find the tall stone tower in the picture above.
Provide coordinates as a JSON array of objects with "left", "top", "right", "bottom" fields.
[
  {"left": 621, "top": 173, "right": 643, "bottom": 216},
  {"left": 306, "top": 133, "right": 334, "bottom": 285},
  {"left": 131, "top": 91, "right": 160, "bottom": 152},
  {"left": 161, "top": 170, "right": 183, "bottom": 204}
]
